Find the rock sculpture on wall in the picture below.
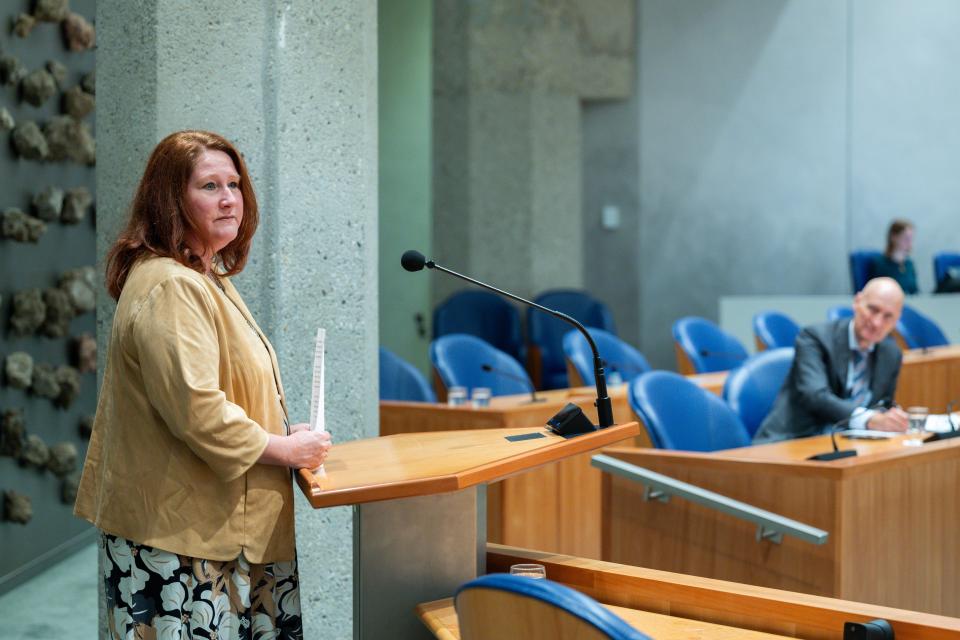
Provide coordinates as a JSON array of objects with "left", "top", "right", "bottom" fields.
[
  {"left": 62, "top": 12, "right": 95, "bottom": 52},
  {"left": 0, "top": 409, "right": 26, "bottom": 458},
  {"left": 73, "top": 333, "right": 96, "bottom": 373},
  {"left": 81, "top": 70, "right": 94, "bottom": 94},
  {"left": 1, "top": 208, "right": 46, "bottom": 242},
  {"left": 0, "top": 55, "right": 27, "bottom": 86},
  {"left": 13, "top": 13, "right": 36, "bottom": 38},
  {"left": 3, "top": 491, "right": 32, "bottom": 524},
  {"left": 61, "top": 474, "right": 79, "bottom": 504},
  {"left": 78, "top": 414, "right": 93, "bottom": 439},
  {"left": 21, "top": 69, "right": 57, "bottom": 107},
  {"left": 54, "top": 365, "right": 81, "bottom": 408},
  {"left": 41, "top": 287, "right": 75, "bottom": 337},
  {"left": 61, "top": 186, "right": 93, "bottom": 223},
  {"left": 30, "top": 363, "right": 60, "bottom": 400},
  {"left": 10, "top": 289, "right": 46, "bottom": 335},
  {"left": 9, "top": 289, "right": 46, "bottom": 335},
  {"left": 0, "top": 107, "right": 14, "bottom": 131},
  {"left": 60, "top": 272, "right": 95, "bottom": 314},
  {"left": 32, "top": 186, "right": 64, "bottom": 221},
  {"left": 19, "top": 433, "right": 50, "bottom": 468},
  {"left": 46, "top": 60, "right": 68, "bottom": 87},
  {"left": 47, "top": 442, "right": 77, "bottom": 476},
  {"left": 11, "top": 120, "right": 49, "bottom": 161},
  {"left": 63, "top": 85, "right": 94, "bottom": 119},
  {"left": 4, "top": 352, "right": 34, "bottom": 389},
  {"left": 33, "top": 0, "right": 69, "bottom": 22},
  {"left": 44, "top": 116, "right": 95, "bottom": 165}
]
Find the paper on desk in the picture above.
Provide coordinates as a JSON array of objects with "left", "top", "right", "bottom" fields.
[
  {"left": 310, "top": 328, "right": 326, "bottom": 433},
  {"left": 841, "top": 429, "right": 898, "bottom": 440},
  {"left": 922, "top": 413, "right": 959, "bottom": 434},
  {"left": 840, "top": 413, "right": 959, "bottom": 439}
]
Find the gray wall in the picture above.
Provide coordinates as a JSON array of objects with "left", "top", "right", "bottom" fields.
[{"left": 583, "top": 0, "right": 960, "bottom": 370}]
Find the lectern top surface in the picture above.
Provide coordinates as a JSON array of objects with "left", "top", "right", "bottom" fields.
[{"left": 296, "top": 422, "right": 639, "bottom": 508}]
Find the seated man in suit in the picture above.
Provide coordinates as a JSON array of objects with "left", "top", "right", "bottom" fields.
[{"left": 754, "top": 277, "right": 909, "bottom": 444}]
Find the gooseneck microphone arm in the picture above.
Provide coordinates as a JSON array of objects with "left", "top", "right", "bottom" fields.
[{"left": 402, "top": 250, "right": 614, "bottom": 428}]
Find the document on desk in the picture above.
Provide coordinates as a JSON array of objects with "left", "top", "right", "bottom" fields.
[
  {"left": 840, "top": 413, "right": 958, "bottom": 439},
  {"left": 922, "top": 413, "right": 958, "bottom": 433},
  {"left": 841, "top": 429, "right": 898, "bottom": 440}
]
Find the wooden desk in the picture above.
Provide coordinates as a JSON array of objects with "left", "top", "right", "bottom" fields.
[
  {"left": 417, "top": 545, "right": 960, "bottom": 639},
  {"left": 380, "top": 387, "right": 645, "bottom": 559},
  {"left": 600, "top": 434, "right": 960, "bottom": 616},
  {"left": 688, "top": 345, "right": 960, "bottom": 412}
]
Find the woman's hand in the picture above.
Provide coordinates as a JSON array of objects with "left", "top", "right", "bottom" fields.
[{"left": 260, "top": 429, "right": 333, "bottom": 469}]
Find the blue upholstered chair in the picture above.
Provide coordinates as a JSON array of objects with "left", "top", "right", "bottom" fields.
[
  {"left": 933, "top": 252, "right": 960, "bottom": 287},
  {"left": 628, "top": 371, "right": 751, "bottom": 451},
  {"left": 455, "top": 574, "right": 651, "bottom": 640},
  {"left": 527, "top": 290, "right": 616, "bottom": 390},
  {"left": 379, "top": 347, "right": 436, "bottom": 403},
  {"left": 896, "top": 305, "right": 949, "bottom": 350},
  {"left": 433, "top": 290, "right": 525, "bottom": 363},
  {"left": 562, "top": 328, "right": 651, "bottom": 387},
  {"left": 752, "top": 310, "right": 800, "bottom": 351},
  {"left": 826, "top": 305, "right": 853, "bottom": 322},
  {"left": 849, "top": 249, "right": 883, "bottom": 293},
  {"left": 671, "top": 316, "right": 748, "bottom": 374},
  {"left": 430, "top": 334, "right": 533, "bottom": 397},
  {"left": 722, "top": 348, "right": 794, "bottom": 438}
]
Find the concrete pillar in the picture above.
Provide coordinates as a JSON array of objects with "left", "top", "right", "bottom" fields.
[
  {"left": 432, "top": 0, "right": 633, "bottom": 303},
  {"left": 97, "top": 2, "right": 378, "bottom": 638}
]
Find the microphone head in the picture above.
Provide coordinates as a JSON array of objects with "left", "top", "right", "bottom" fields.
[
  {"left": 401, "top": 250, "right": 427, "bottom": 272},
  {"left": 481, "top": 364, "right": 493, "bottom": 372}
]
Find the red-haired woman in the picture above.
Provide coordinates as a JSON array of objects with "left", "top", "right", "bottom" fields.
[{"left": 75, "top": 130, "right": 331, "bottom": 639}]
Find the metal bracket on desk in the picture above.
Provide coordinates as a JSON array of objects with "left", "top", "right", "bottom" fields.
[
  {"left": 643, "top": 486, "right": 669, "bottom": 503},
  {"left": 756, "top": 525, "right": 784, "bottom": 545}
]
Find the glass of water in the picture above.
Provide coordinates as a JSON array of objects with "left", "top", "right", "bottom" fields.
[
  {"left": 471, "top": 387, "right": 491, "bottom": 408},
  {"left": 447, "top": 386, "right": 468, "bottom": 407},
  {"left": 904, "top": 406, "right": 928, "bottom": 446},
  {"left": 509, "top": 564, "right": 546, "bottom": 580}
]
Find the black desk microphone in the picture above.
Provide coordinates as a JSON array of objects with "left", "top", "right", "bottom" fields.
[
  {"left": 925, "top": 398, "right": 960, "bottom": 442},
  {"left": 402, "top": 249, "right": 612, "bottom": 433},
  {"left": 808, "top": 400, "right": 888, "bottom": 461}
]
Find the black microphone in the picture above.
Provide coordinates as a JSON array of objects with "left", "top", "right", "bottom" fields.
[
  {"left": 481, "top": 363, "right": 544, "bottom": 404},
  {"left": 697, "top": 348, "right": 747, "bottom": 360},
  {"left": 402, "top": 249, "right": 613, "bottom": 431},
  {"left": 808, "top": 400, "right": 887, "bottom": 461},
  {"left": 924, "top": 398, "right": 960, "bottom": 442}
]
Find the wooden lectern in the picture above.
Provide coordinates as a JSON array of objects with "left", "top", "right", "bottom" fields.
[{"left": 296, "top": 422, "right": 639, "bottom": 640}]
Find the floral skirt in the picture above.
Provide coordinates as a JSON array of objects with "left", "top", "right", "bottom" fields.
[{"left": 100, "top": 531, "right": 303, "bottom": 640}]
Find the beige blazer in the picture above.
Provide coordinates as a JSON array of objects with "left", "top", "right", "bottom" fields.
[{"left": 75, "top": 256, "right": 295, "bottom": 562}]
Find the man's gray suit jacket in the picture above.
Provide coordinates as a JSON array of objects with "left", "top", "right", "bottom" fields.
[{"left": 753, "top": 319, "right": 902, "bottom": 444}]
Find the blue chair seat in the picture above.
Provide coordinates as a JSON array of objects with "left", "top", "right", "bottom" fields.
[
  {"left": 379, "top": 346, "right": 436, "bottom": 402},
  {"left": 722, "top": 348, "right": 794, "bottom": 438},
  {"left": 672, "top": 316, "right": 748, "bottom": 374},
  {"left": 752, "top": 310, "right": 799, "bottom": 351},
  {"left": 563, "top": 328, "right": 650, "bottom": 387},
  {"left": 896, "top": 305, "right": 949, "bottom": 349},
  {"left": 434, "top": 290, "right": 524, "bottom": 363},
  {"left": 850, "top": 249, "right": 883, "bottom": 293},
  {"left": 455, "top": 573, "right": 651, "bottom": 640},
  {"left": 431, "top": 334, "right": 534, "bottom": 397},
  {"left": 629, "top": 371, "right": 751, "bottom": 451}
]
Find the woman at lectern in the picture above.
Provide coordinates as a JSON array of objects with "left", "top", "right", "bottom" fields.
[{"left": 74, "top": 130, "right": 331, "bottom": 639}]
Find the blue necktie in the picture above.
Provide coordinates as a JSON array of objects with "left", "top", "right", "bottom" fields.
[{"left": 849, "top": 350, "right": 870, "bottom": 406}]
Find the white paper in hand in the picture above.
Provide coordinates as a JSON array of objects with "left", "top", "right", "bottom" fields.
[{"left": 310, "top": 328, "right": 326, "bottom": 433}]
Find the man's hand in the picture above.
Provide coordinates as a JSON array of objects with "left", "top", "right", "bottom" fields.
[{"left": 867, "top": 407, "right": 909, "bottom": 432}]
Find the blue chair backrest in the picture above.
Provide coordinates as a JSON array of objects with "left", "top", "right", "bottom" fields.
[
  {"left": 722, "top": 348, "right": 794, "bottom": 437},
  {"left": 379, "top": 347, "right": 436, "bottom": 402},
  {"left": 672, "top": 316, "right": 748, "bottom": 374},
  {"left": 753, "top": 310, "right": 800, "bottom": 350},
  {"left": 433, "top": 290, "right": 524, "bottom": 362},
  {"left": 933, "top": 252, "right": 960, "bottom": 285},
  {"left": 430, "top": 334, "right": 533, "bottom": 397},
  {"left": 628, "top": 371, "right": 751, "bottom": 451},
  {"left": 826, "top": 305, "right": 853, "bottom": 322},
  {"left": 528, "top": 290, "right": 616, "bottom": 390},
  {"left": 455, "top": 574, "right": 651, "bottom": 640},
  {"left": 896, "top": 305, "right": 949, "bottom": 349},
  {"left": 562, "top": 328, "right": 651, "bottom": 387},
  {"left": 850, "top": 249, "right": 883, "bottom": 293}
]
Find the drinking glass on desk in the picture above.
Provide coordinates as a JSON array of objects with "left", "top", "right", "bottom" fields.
[
  {"left": 904, "top": 406, "right": 928, "bottom": 447},
  {"left": 447, "top": 386, "right": 468, "bottom": 406},
  {"left": 510, "top": 564, "right": 546, "bottom": 580},
  {"left": 471, "top": 387, "right": 491, "bottom": 408}
]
